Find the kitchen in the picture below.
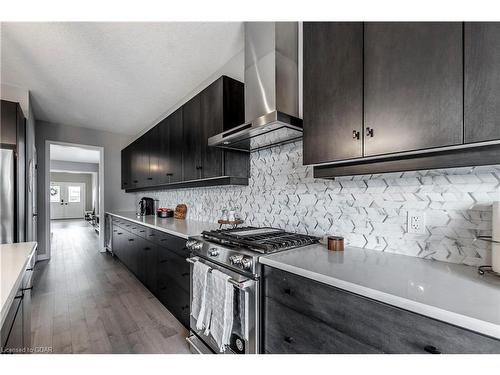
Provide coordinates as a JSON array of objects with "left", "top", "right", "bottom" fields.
[{"left": 1, "top": 1, "right": 500, "bottom": 371}]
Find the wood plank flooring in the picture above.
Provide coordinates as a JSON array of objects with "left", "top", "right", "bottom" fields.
[{"left": 31, "top": 219, "right": 191, "bottom": 354}]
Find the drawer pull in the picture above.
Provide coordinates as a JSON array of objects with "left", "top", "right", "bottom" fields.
[
  {"left": 284, "top": 336, "right": 294, "bottom": 344},
  {"left": 139, "top": 230, "right": 145, "bottom": 233},
  {"left": 283, "top": 288, "right": 292, "bottom": 295},
  {"left": 128, "top": 239, "right": 134, "bottom": 242},
  {"left": 181, "top": 305, "right": 189, "bottom": 311},
  {"left": 182, "top": 272, "right": 189, "bottom": 277},
  {"left": 160, "top": 259, "right": 169, "bottom": 264},
  {"left": 424, "top": 345, "right": 441, "bottom": 354},
  {"left": 144, "top": 247, "right": 151, "bottom": 251}
]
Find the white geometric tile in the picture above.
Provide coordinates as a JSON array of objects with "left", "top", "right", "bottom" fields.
[{"left": 139, "top": 140, "right": 497, "bottom": 267}]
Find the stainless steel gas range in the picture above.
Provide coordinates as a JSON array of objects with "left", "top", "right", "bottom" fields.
[{"left": 185, "top": 227, "right": 319, "bottom": 354}]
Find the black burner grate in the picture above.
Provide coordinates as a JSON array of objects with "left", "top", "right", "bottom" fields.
[{"left": 202, "top": 226, "right": 320, "bottom": 253}]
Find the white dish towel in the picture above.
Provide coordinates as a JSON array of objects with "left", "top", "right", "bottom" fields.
[
  {"left": 191, "top": 260, "right": 210, "bottom": 330},
  {"left": 202, "top": 269, "right": 234, "bottom": 352}
]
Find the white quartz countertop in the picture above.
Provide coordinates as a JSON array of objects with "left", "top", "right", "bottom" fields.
[
  {"left": 260, "top": 244, "right": 500, "bottom": 340},
  {"left": 1, "top": 242, "right": 37, "bottom": 327},
  {"left": 106, "top": 211, "right": 219, "bottom": 239}
]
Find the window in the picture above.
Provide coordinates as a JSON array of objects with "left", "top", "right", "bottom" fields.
[
  {"left": 50, "top": 185, "right": 60, "bottom": 203},
  {"left": 68, "top": 186, "right": 81, "bottom": 203}
]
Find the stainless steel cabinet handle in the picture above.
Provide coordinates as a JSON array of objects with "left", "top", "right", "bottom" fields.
[{"left": 366, "top": 127, "right": 374, "bottom": 138}]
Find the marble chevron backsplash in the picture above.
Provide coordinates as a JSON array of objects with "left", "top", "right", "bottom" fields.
[{"left": 138, "top": 141, "right": 500, "bottom": 266}]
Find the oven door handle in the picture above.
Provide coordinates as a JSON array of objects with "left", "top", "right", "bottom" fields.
[{"left": 186, "top": 256, "right": 252, "bottom": 290}]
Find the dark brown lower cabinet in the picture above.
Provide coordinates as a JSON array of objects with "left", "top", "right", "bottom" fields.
[
  {"left": 110, "top": 216, "right": 189, "bottom": 328},
  {"left": 1, "top": 294, "right": 23, "bottom": 353},
  {"left": 157, "top": 249, "right": 190, "bottom": 328},
  {"left": 263, "top": 266, "right": 500, "bottom": 354}
]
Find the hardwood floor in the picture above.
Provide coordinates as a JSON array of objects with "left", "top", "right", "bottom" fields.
[{"left": 31, "top": 219, "right": 191, "bottom": 354}]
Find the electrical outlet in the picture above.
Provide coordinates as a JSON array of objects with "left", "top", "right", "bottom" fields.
[{"left": 407, "top": 211, "right": 426, "bottom": 234}]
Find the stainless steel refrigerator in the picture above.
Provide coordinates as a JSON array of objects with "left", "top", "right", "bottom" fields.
[{"left": 1, "top": 148, "right": 16, "bottom": 243}]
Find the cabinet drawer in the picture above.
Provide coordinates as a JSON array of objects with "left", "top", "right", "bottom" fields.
[
  {"left": 134, "top": 225, "right": 149, "bottom": 239},
  {"left": 264, "top": 298, "right": 380, "bottom": 354},
  {"left": 154, "top": 231, "right": 187, "bottom": 257},
  {"left": 264, "top": 266, "right": 500, "bottom": 354}
]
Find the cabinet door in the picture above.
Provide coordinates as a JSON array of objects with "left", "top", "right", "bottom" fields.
[
  {"left": 129, "top": 142, "right": 140, "bottom": 188},
  {"left": 182, "top": 95, "right": 202, "bottom": 181},
  {"left": 464, "top": 22, "right": 500, "bottom": 143},
  {"left": 137, "top": 136, "right": 150, "bottom": 188},
  {"left": 112, "top": 226, "right": 123, "bottom": 259},
  {"left": 200, "top": 79, "right": 223, "bottom": 178},
  {"left": 121, "top": 146, "right": 131, "bottom": 190},
  {"left": 158, "top": 108, "right": 183, "bottom": 184},
  {"left": 303, "top": 22, "right": 363, "bottom": 164},
  {"left": 168, "top": 108, "right": 183, "bottom": 183},
  {"left": 157, "top": 249, "right": 190, "bottom": 328},
  {"left": 145, "top": 126, "right": 159, "bottom": 186},
  {"left": 364, "top": 22, "right": 463, "bottom": 156},
  {"left": 142, "top": 241, "right": 158, "bottom": 295}
]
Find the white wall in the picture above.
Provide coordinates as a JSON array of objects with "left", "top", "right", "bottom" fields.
[{"left": 50, "top": 160, "right": 98, "bottom": 173}]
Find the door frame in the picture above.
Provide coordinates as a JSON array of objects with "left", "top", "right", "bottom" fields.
[{"left": 43, "top": 140, "right": 105, "bottom": 260}]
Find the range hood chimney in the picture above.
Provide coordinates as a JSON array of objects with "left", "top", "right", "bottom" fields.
[{"left": 208, "top": 22, "right": 303, "bottom": 152}]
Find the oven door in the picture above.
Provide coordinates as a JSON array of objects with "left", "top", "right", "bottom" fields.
[{"left": 187, "top": 256, "right": 259, "bottom": 354}]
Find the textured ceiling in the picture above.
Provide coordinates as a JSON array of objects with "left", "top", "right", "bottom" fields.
[
  {"left": 1, "top": 22, "right": 244, "bottom": 135},
  {"left": 50, "top": 144, "right": 100, "bottom": 163}
]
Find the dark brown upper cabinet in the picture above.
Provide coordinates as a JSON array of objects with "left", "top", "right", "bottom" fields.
[
  {"left": 363, "top": 22, "right": 463, "bottom": 156},
  {"left": 121, "top": 75, "right": 248, "bottom": 192},
  {"left": 145, "top": 126, "right": 159, "bottom": 186},
  {"left": 158, "top": 107, "right": 183, "bottom": 184},
  {"left": 183, "top": 76, "right": 248, "bottom": 182},
  {"left": 306, "top": 22, "right": 500, "bottom": 178},
  {"left": 200, "top": 78, "right": 224, "bottom": 179},
  {"left": 182, "top": 94, "right": 202, "bottom": 181},
  {"left": 121, "top": 145, "right": 131, "bottom": 189},
  {"left": 303, "top": 22, "right": 363, "bottom": 165},
  {"left": 464, "top": 22, "right": 500, "bottom": 143}
]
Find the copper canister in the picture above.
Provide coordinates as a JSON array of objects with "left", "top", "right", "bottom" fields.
[{"left": 327, "top": 236, "right": 344, "bottom": 251}]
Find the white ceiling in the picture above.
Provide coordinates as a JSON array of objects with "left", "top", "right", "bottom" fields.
[
  {"left": 1, "top": 22, "right": 244, "bottom": 135},
  {"left": 50, "top": 144, "right": 100, "bottom": 163}
]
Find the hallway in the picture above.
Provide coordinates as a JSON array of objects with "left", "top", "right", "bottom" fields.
[{"left": 31, "top": 219, "right": 190, "bottom": 353}]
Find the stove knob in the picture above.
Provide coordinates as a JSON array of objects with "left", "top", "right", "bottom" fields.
[
  {"left": 229, "top": 255, "right": 243, "bottom": 265},
  {"left": 186, "top": 240, "right": 202, "bottom": 251},
  {"left": 208, "top": 248, "right": 219, "bottom": 257},
  {"left": 241, "top": 258, "right": 252, "bottom": 270}
]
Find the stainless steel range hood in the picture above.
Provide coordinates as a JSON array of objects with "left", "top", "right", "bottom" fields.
[{"left": 208, "top": 22, "right": 302, "bottom": 152}]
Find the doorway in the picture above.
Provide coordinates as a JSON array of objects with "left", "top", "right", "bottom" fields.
[{"left": 44, "top": 141, "right": 104, "bottom": 260}]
